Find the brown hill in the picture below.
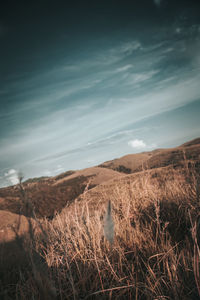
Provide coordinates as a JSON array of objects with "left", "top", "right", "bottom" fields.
[
  {"left": 0, "top": 139, "right": 200, "bottom": 299},
  {"left": 98, "top": 138, "right": 200, "bottom": 174},
  {"left": 0, "top": 210, "right": 35, "bottom": 243},
  {"left": 136, "top": 143, "right": 200, "bottom": 172},
  {"left": 180, "top": 137, "right": 200, "bottom": 147},
  {"left": 0, "top": 167, "right": 123, "bottom": 219},
  {"left": 64, "top": 165, "right": 186, "bottom": 214},
  {"left": 98, "top": 152, "right": 153, "bottom": 173},
  {"left": 53, "top": 166, "right": 123, "bottom": 186},
  {"left": 1, "top": 137, "right": 200, "bottom": 299},
  {"left": 0, "top": 137, "right": 199, "bottom": 222}
]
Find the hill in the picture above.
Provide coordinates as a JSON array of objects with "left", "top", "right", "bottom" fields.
[
  {"left": 0, "top": 167, "right": 123, "bottom": 219},
  {"left": 98, "top": 138, "right": 200, "bottom": 174},
  {"left": 0, "top": 138, "right": 199, "bottom": 220},
  {"left": 0, "top": 137, "right": 200, "bottom": 299},
  {"left": 98, "top": 152, "right": 152, "bottom": 173}
]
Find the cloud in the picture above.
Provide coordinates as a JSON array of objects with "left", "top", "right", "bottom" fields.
[
  {"left": 128, "top": 139, "right": 147, "bottom": 149},
  {"left": 4, "top": 169, "right": 19, "bottom": 185},
  {"left": 43, "top": 170, "right": 52, "bottom": 176},
  {"left": 175, "top": 27, "right": 181, "bottom": 34},
  {"left": 42, "top": 164, "right": 64, "bottom": 177},
  {"left": 154, "top": 0, "right": 162, "bottom": 7},
  {"left": 118, "top": 41, "right": 141, "bottom": 55},
  {"left": 126, "top": 70, "right": 160, "bottom": 85},
  {"left": 128, "top": 139, "right": 157, "bottom": 150},
  {"left": 54, "top": 164, "right": 64, "bottom": 173},
  {"left": 116, "top": 65, "right": 133, "bottom": 73}
]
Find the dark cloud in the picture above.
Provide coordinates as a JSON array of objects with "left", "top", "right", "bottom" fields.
[{"left": 154, "top": 0, "right": 162, "bottom": 7}]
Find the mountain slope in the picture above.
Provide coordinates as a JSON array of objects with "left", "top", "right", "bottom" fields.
[
  {"left": 0, "top": 137, "right": 199, "bottom": 221},
  {"left": 0, "top": 167, "right": 123, "bottom": 218},
  {"left": 98, "top": 138, "right": 200, "bottom": 174},
  {"left": 98, "top": 152, "right": 153, "bottom": 173}
]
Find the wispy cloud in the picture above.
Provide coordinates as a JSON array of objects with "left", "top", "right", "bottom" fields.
[
  {"left": 124, "top": 70, "right": 160, "bottom": 85},
  {"left": 154, "top": 0, "right": 163, "bottom": 7},
  {"left": 54, "top": 165, "right": 64, "bottom": 173},
  {"left": 116, "top": 41, "right": 141, "bottom": 55},
  {"left": 42, "top": 164, "right": 64, "bottom": 177},
  {"left": 116, "top": 64, "right": 133, "bottom": 73},
  {"left": 4, "top": 169, "right": 19, "bottom": 185}
]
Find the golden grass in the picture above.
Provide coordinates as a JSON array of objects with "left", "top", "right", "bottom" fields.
[{"left": 0, "top": 166, "right": 200, "bottom": 299}]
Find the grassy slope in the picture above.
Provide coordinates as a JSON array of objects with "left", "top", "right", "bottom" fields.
[
  {"left": 0, "top": 167, "right": 123, "bottom": 219},
  {"left": 1, "top": 164, "right": 199, "bottom": 299},
  {"left": 0, "top": 138, "right": 200, "bottom": 299},
  {"left": 0, "top": 138, "right": 199, "bottom": 220},
  {"left": 98, "top": 152, "right": 153, "bottom": 173},
  {"left": 98, "top": 137, "right": 200, "bottom": 174}
]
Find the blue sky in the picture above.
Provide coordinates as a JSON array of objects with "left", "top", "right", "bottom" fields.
[{"left": 0, "top": 0, "right": 200, "bottom": 186}]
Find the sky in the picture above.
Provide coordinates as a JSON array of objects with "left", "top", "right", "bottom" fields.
[{"left": 0, "top": 0, "right": 200, "bottom": 187}]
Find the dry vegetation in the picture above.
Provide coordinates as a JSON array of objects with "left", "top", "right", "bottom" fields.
[
  {"left": 0, "top": 168, "right": 123, "bottom": 219},
  {"left": 0, "top": 164, "right": 200, "bottom": 299}
]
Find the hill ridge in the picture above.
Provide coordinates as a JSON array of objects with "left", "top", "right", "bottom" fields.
[{"left": 0, "top": 137, "right": 199, "bottom": 221}]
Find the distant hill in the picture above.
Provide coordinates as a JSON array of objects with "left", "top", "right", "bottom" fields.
[
  {"left": 98, "top": 138, "right": 200, "bottom": 174},
  {"left": 98, "top": 152, "right": 152, "bottom": 173},
  {"left": 180, "top": 137, "right": 200, "bottom": 147},
  {"left": 0, "top": 137, "right": 199, "bottom": 223},
  {"left": 24, "top": 176, "right": 50, "bottom": 184},
  {"left": 0, "top": 167, "right": 123, "bottom": 219}
]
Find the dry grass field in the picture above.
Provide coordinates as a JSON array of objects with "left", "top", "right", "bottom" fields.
[{"left": 0, "top": 138, "right": 200, "bottom": 299}]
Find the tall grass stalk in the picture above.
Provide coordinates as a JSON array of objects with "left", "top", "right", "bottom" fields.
[{"left": 103, "top": 200, "right": 114, "bottom": 245}]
